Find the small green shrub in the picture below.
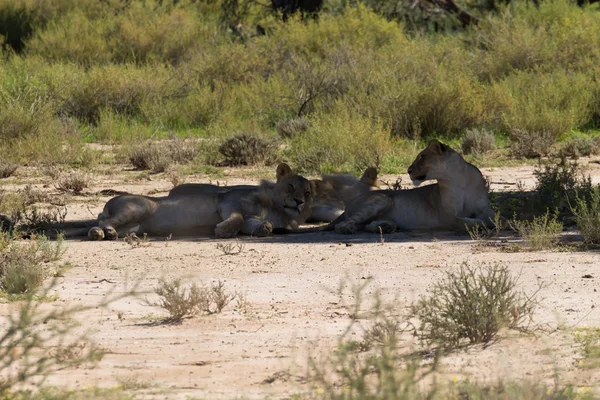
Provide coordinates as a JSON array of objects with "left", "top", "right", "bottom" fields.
[
  {"left": 411, "top": 262, "right": 536, "bottom": 350},
  {"left": 127, "top": 142, "right": 172, "bottom": 173},
  {"left": 218, "top": 133, "right": 277, "bottom": 166},
  {"left": 0, "top": 234, "right": 64, "bottom": 295},
  {"left": 573, "top": 327, "right": 600, "bottom": 369},
  {"left": 509, "top": 211, "right": 563, "bottom": 250},
  {"left": 461, "top": 128, "right": 496, "bottom": 156},
  {"left": 572, "top": 187, "right": 600, "bottom": 245},
  {"left": 534, "top": 161, "right": 594, "bottom": 219},
  {"left": 510, "top": 129, "right": 556, "bottom": 158},
  {"left": 275, "top": 117, "right": 310, "bottom": 139},
  {"left": 556, "top": 135, "right": 600, "bottom": 160},
  {"left": 126, "top": 139, "right": 201, "bottom": 172}
]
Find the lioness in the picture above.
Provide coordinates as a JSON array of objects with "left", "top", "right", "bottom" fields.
[
  {"left": 47, "top": 163, "right": 314, "bottom": 240},
  {"left": 308, "top": 167, "right": 379, "bottom": 222},
  {"left": 279, "top": 140, "right": 495, "bottom": 234},
  {"left": 168, "top": 167, "right": 379, "bottom": 223}
]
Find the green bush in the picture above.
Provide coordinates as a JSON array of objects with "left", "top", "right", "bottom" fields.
[
  {"left": 509, "top": 211, "right": 563, "bottom": 250},
  {"left": 411, "top": 262, "right": 536, "bottom": 350},
  {"left": 289, "top": 106, "right": 390, "bottom": 172},
  {"left": 572, "top": 187, "right": 600, "bottom": 245},
  {"left": 501, "top": 71, "right": 594, "bottom": 157},
  {"left": 461, "top": 128, "right": 496, "bottom": 156}
]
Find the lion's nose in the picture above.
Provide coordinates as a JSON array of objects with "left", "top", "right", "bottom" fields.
[{"left": 294, "top": 198, "right": 304, "bottom": 207}]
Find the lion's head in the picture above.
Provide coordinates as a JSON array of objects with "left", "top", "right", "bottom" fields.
[
  {"left": 408, "top": 140, "right": 463, "bottom": 186},
  {"left": 273, "top": 163, "right": 314, "bottom": 217}
]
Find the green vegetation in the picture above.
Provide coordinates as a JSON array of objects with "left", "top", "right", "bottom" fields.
[
  {"left": 0, "top": 233, "right": 64, "bottom": 296},
  {"left": 309, "top": 275, "right": 585, "bottom": 400},
  {"left": 574, "top": 327, "right": 600, "bottom": 369},
  {"left": 411, "top": 262, "right": 537, "bottom": 350},
  {"left": 0, "top": 0, "right": 599, "bottom": 173}
]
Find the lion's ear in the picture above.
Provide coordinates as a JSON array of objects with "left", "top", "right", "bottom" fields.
[
  {"left": 427, "top": 139, "right": 446, "bottom": 154},
  {"left": 276, "top": 163, "right": 293, "bottom": 182},
  {"left": 361, "top": 167, "right": 378, "bottom": 185}
]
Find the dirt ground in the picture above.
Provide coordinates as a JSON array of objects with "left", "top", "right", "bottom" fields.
[{"left": 2, "top": 160, "right": 600, "bottom": 399}]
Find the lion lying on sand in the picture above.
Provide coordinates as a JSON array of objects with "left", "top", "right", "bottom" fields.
[
  {"left": 47, "top": 163, "right": 314, "bottom": 240},
  {"left": 277, "top": 140, "right": 497, "bottom": 235},
  {"left": 168, "top": 167, "right": 379, "bottom": 223}
]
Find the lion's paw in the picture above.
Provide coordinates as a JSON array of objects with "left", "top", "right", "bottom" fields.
[
  {"left": 253, "top": 221, "right": 273, "bottom": 237},
  {"left": 367, "top": 220, "right": 396, "bottom": 234},
  {"left": 103, "top": 227, "right": 118, "bottom": 240},
  {"left": 335, "top": 221, "right": 357, "bottom": 234},
  {"left": 215, "top": 225, "right": 236, "bottom": 239},
  {"left": 88, "top": 227, "right": 105, "bottom": 241}
]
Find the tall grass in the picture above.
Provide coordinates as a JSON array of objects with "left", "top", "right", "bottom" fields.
[{"left": 1, "top": 0, "right": 600, "bottom": 170}]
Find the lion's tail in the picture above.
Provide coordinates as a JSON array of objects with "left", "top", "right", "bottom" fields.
[{"left": 272, "top": 214, "right": 344, "bottom": 234}]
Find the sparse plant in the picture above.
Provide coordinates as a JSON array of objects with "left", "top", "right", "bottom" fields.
[
  {"left": 167, "top": 168, "right": 186, "bottom": 188},
  {"left": 0, "top": 233, "right": 65, "bottom": 295},
  {"left": 128, "top": 142, "right": 172, "bottom": 173},
  {"left": 533, "top": 160, "right": 594, "bottom": 221},
  {"left": 0, "top": 158, "right": 18, "bottom": 178},
  {"left": 154, "top": 279, "right": 237, "bottom": 321},
  {"left": 275, "top": 117, "right": 310, "bottom": 139},
  {"left": 411, "top": 262, "right": 537, "bottom": 350},
  {"left": 573, "top": 327, "right": 600, "bottom": 369},
  {"left": 466, "top": 211, "right": 504, "bottom": 243},
  {"left": 461, "top": 128, "right": 496, "bottom": 156},
  {"left": 510, "top": 129, "right": 556, "bottom": 159},
  {"left": 56, "top": 171, "right": 90, "bottom": 195},
  {"left": 127, "top": 139, "right": 199, "bottom": 173},
  {"left": 234, "top": 293, "right": 252, "bottom": 315},
  {"left": 154, "top": 278, "right": 210, "bottom": 321},
  {"left": 0, "top": 275, "right": 135, "bottom": 395},
  {"left": 556, "top": 135, "right": 600, "bottom": 160},
  {"left": 218, "top": 133, "right": 277, "bottom": 166},
  {"left": 509, "top": 211, "right": 563, "bottom": 250},
  {"left": 211, "top": 280, "right": 234, "bottom": 313},
  {"left": 123, "top": 232, "right": 150, "bottom": 248},
  {"left": 216, "top": 240, "right": 245, "bottom": 255},
  {"left": 571, "top": 187, "right": 600, "bottom": 245}
]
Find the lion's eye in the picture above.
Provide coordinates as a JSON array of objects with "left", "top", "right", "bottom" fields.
[
  {"left": 288, "top": 183, "right": 295, "bottom": 191},
  {"left": 305, "top": 191, "right": 311, "bottom": 197}
]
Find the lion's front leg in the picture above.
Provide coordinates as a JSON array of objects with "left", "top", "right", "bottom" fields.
[
  {"left": 215, "top": 212, "right": 244, "bottom": 238},
  {"left": 241, "top": 217, "right": 273, "bottom": 237}
]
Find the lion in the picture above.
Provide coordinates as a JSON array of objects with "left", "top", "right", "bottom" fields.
[
  {"left": 307, "top": 167, "right": 379, "bottom": 222},
  {"left": 46, "top": 163, "right": 314, "bottom": 240},
  {"left": 168, "top": 167, "right": 379, "bottom": 223},
  {"left": 278, "top": 140, "right": 496, "bottom": 235}
]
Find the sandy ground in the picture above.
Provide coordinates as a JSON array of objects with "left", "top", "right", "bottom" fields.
[{"left": 2, "top": 160, "right": 600, "bottom": 399}]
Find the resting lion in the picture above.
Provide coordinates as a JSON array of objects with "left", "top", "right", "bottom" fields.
[
  {"left": 279, "top": 140, "right": 496, "bottom": 234},
  {"left": 308, "top": 167, "right": 379, "bottom": 222},
  {"left": 168, "top": 167, "right": 379, "bottom": 223},
  {"left": 47, "top": 163, "right": 314, "bottom": 240}
]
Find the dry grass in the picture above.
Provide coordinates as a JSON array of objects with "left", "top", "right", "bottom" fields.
[
  {"left": 154, "top": 278, "right": 237, "bottom": 321},
  {"left": 56, "top": 171, "right": 90, "bottom": 194},
  {"left": 0, "top": 158, "right": 18, "bottom": 178}
]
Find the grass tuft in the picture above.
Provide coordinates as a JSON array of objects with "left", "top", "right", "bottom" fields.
[{"left": 411, "top": 262, "right": 537, "bottom": 350}]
